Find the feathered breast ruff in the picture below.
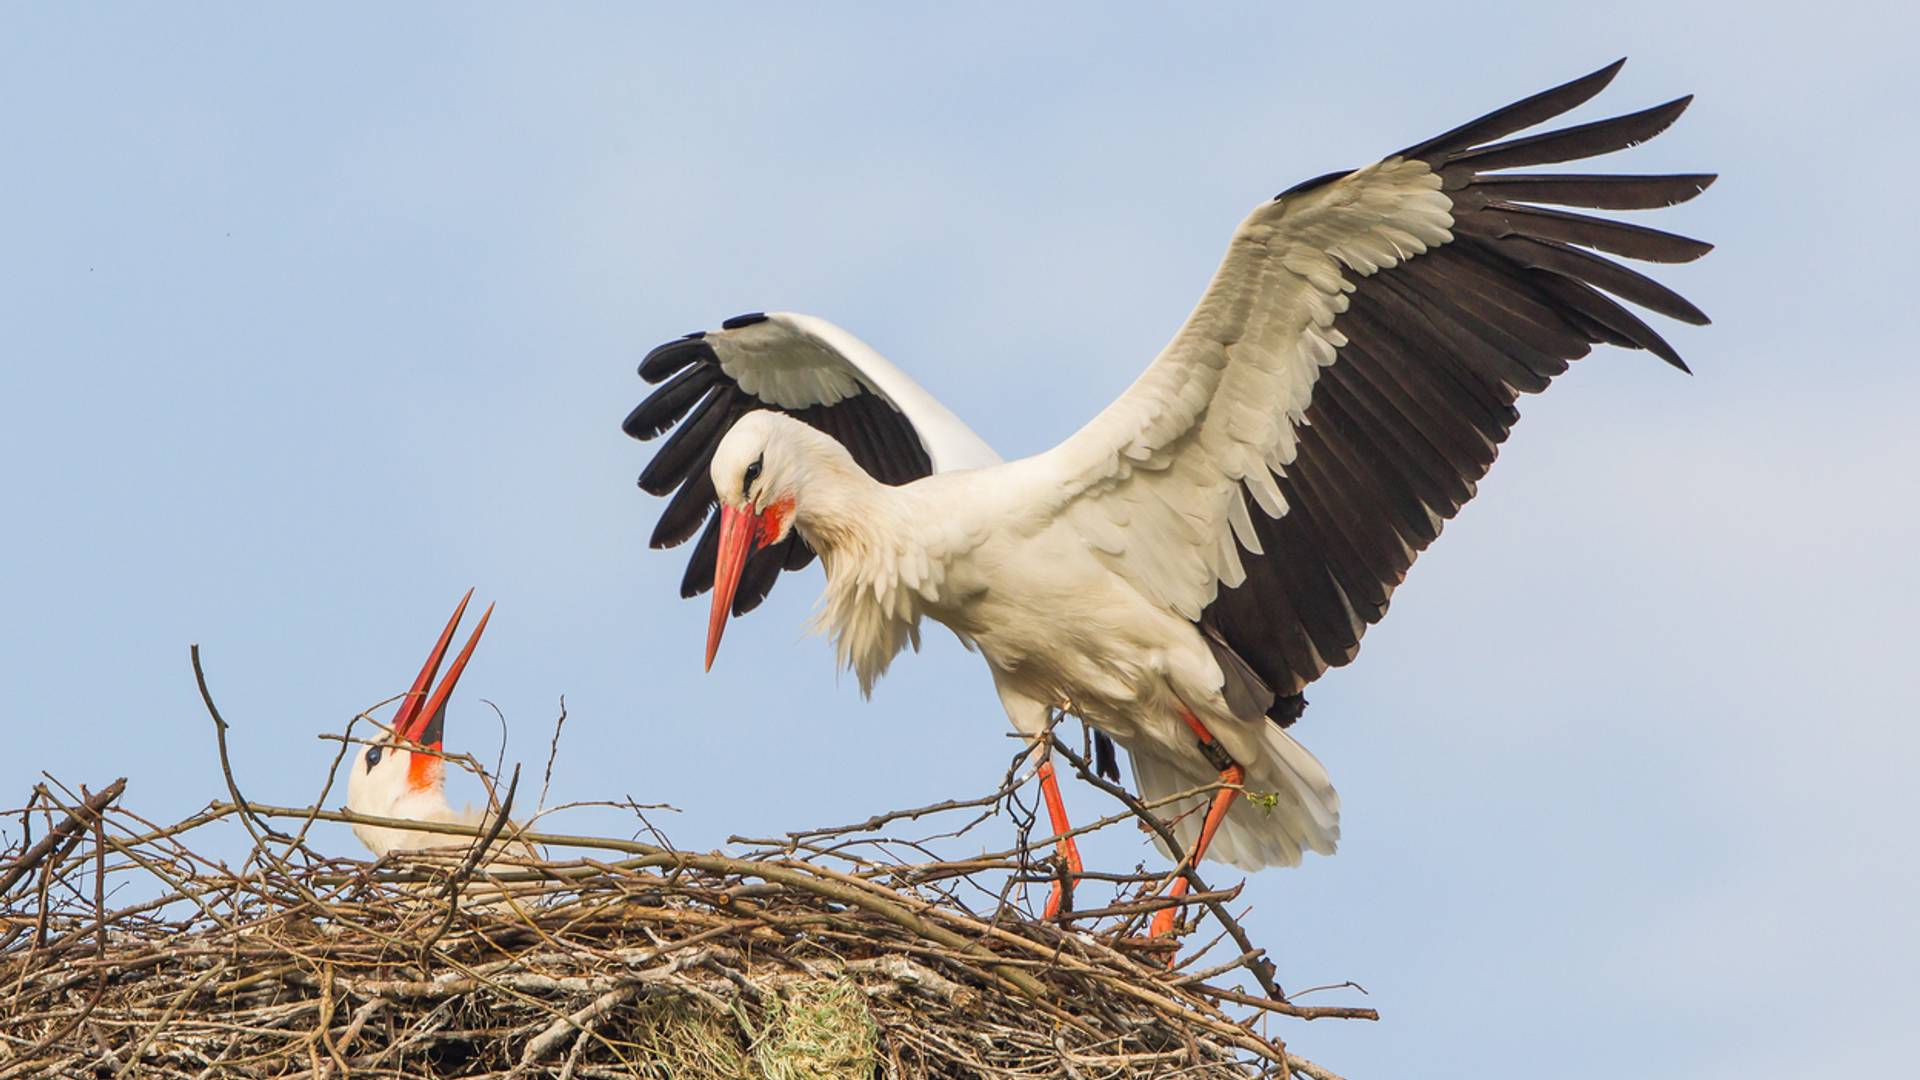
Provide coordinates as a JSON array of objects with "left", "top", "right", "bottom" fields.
[{"left": 804, "top": 491, "right": 982, "bottom": 698}]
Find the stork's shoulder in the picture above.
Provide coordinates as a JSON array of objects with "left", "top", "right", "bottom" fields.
[{"left": 898, "top": 452, "right": 1080, "bottom": 543}]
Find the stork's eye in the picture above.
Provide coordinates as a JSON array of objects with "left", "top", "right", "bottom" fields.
[
  {"left": 743, "top": 456, "right": 763, "bottom": 494},
  {"left": 366, "top": 744, "right": 384, "bottom": 770}
]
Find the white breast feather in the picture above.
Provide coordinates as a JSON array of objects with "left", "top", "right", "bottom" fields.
[{"left": 806, "top": 484, "right": 991, "bottom": 697}]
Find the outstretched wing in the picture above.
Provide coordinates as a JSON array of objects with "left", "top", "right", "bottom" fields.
[
  {"left": 625, "top": 311, "right": 1000, "bottom": 615},
  {"left": 1040, "top": 59, "right": 1713, "bottom": 708}
]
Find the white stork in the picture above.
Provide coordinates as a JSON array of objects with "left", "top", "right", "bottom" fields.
[
  {"left": 346, "top": 591, "right": 500, "bottom": 857},
  {"left": 624, "top": 61, "right": 1712, "bottom": 931}
]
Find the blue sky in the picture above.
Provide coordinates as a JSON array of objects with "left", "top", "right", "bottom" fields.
[{"left": 2, "top": 4, "right": 1914, "bottom": 1076}]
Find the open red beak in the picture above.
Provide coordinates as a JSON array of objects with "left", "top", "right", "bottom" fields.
[
  {"left": 394, "top": 589, "right": 494, "bottom": 749},
  {"left": 706, "top": 504, "right": 762, "bottom": 671}
]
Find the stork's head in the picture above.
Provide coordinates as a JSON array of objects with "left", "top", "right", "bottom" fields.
[
  {"left": 346, "top": 591, "right": 492, "bottom": 855},
  {"left": 705, "top": 411, "right": 826, "bottom": 669}
]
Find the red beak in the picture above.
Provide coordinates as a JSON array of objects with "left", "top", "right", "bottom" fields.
[
  {"left": 394, "top": 590, "right": 494, "bottom": 749},
  {"left": 706, "top": 504, "right": 763, "bottom": 671}
]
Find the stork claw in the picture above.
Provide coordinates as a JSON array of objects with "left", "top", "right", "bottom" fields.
[{"left": 1043, "top": 848, "right": 1080, "bottom": 919}]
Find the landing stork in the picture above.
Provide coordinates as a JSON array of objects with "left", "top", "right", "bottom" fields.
[{"left": 624, "top": 61, "right": 1713, "bottom": 930}]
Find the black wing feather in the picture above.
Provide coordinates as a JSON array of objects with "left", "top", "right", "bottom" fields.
[
  {"left": 1396, "top": 59, "right": 1625, "bottom": 161},
  {"left": 623, "top": 362, "right": 721, "bottom": 441},
  {"left": 1460, "top": 202, "right": 1713, "bottom": 263},
  {"left": 651, "top": 447, "right": 718, "bottom": 549},
  {"left": 1464, "top": 172, "right": 1716, "bottom": 210},
  {"left": 638, "top": 384, "right": 744, "bottom": 496},
  {"left": 637, "top": 334, "right": 711, "bottom": 384},
  {"left": 1442, "top": 96, "right": 1694, "bottom": 173},
  {"left": 1205, "top": 61, "right": 1712, "bottom": 712}
]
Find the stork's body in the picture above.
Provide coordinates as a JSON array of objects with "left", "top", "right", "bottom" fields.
[
  {"left": 349, "top": 785, "right": 489, "bottom": 859},
  {"left": 627, "top": 61, "right": 1714, "bottom": 927},
  {"left": 717, "top": 410, "right": 1340, "bottom": 878}
]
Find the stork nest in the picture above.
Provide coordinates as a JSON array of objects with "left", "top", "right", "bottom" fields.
[{"left": 0, "top": 654, "right": 1374, "bottom": 1078}]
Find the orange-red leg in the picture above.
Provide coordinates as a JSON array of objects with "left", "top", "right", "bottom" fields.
[
  {"left": 1150, "top": 709, "right": 1244, "bottom": 940},
  {"left": 1035, "top": 758, "right": 1084, "bottom": 918}
]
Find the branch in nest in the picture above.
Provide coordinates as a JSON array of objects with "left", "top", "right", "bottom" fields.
[{"left": 0, "top": 654, "right": 1384, "bottom": 1079}]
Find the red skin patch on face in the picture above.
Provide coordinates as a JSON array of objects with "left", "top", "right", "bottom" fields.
[
  {"left": 758, "top": 496, "right": 796, "bottom": 547},
  {"left": 407, "top": 743, "right": 444, "bottom": 792}
]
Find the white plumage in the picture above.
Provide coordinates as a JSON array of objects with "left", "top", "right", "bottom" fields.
[
  {"left": 708, "top": 409, "right": 1340, "bottom": 869},
  {"left": 719, "top": 313, "right": 1001, "bottom": 472},
  {"left": 346, "top": 757, "right": 488, "bottom": 858},
  {"left": 626, "top": 61, "right": 1713, "bottom": 913}
]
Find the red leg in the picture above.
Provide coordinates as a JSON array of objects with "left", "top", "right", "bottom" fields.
[
  {"left": 1035, "top": 758, "right": 1084, "bottom": 918},
  {"left": 1150, "top": 708, "right": 1244, "bottom": 940}
]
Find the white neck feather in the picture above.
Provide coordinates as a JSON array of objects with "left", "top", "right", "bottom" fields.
[{"left": 786, "top": 442, "right": 945, "bottom": 697}]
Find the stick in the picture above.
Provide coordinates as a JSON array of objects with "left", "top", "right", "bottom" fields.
[
  {"left": 191, "top": 645, "right": 290, "bottom": 844},
  {"left": 0, "top": 778, "right": 124, "bottom": 895}
]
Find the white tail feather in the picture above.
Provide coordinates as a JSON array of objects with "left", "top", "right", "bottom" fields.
[{"left": 1129, "top": 723, "right": 1340, "bottom": 872}]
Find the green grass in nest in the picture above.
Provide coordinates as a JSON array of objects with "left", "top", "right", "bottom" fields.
[{"left": 615, "top": 978, "right": 878, "bottom": 1079}]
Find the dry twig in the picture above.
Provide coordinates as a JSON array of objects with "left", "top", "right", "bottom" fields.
[{"left": 0, "top": 652, "right": 1377, "bottom": 1078}]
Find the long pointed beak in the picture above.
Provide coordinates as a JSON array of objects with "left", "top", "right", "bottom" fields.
[
  {"left": 706, "top": 504, "right": 762, "bottom": 671},
  {"left": 395, "top": 592, "right": 493, "bottom": 748},
  {"left": 412, "top": 602, "right": 492, "bottom": 748},
  {"left": 393, "top": 589, "right": 472, "bottom": 742}
]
